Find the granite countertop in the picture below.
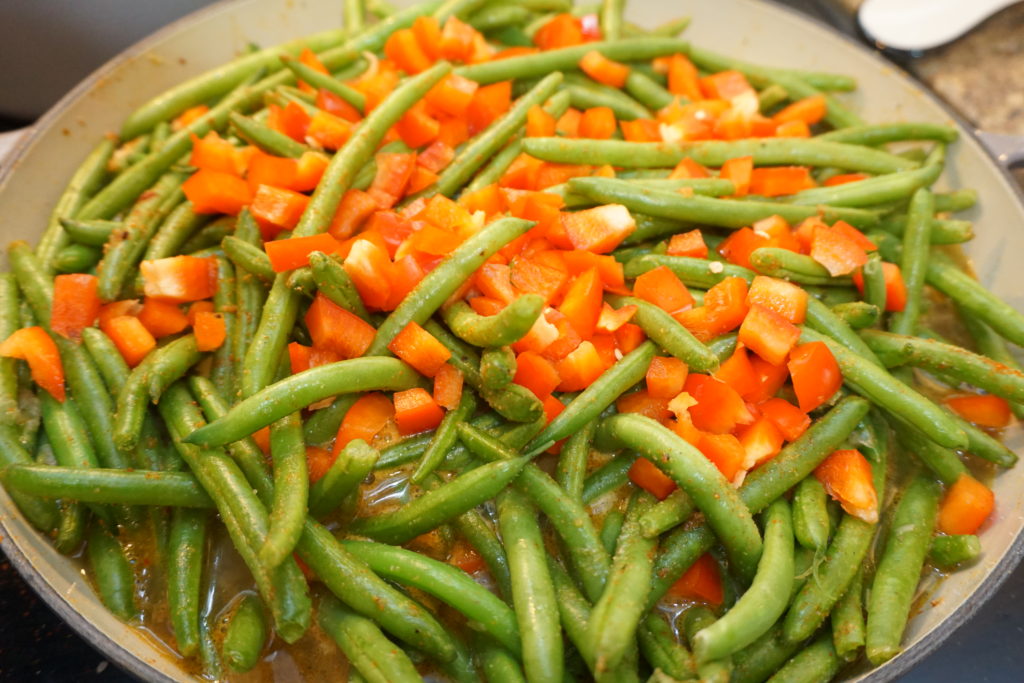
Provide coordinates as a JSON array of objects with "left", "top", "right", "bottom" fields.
[{"left": 1, "top": 1, "right": 1023, "bottom": 681}]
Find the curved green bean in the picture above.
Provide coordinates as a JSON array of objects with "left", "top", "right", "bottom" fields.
[
  {"left": 187, "top": 357, "right": 422, "bottom": 447},
  {"left": 694, "top": 499, "right": 794, "bottom": 663},
  {"left": 604, "top": 297, "right": 718, "bottom": 372},
  {"left": 599, "top": 413, "right": 763, "bottom": 581},
  {"left": 367, "top": 217, "right": 533, "bottom": 355},
  {"left": 308, "top": 438, "right": 377, "bottom": 518},
  {"left": 441, "top": 295, "right": 544, "bottom": 348},
  {"left": 168, "top": 508, "right": 208, "bottom": 658}
]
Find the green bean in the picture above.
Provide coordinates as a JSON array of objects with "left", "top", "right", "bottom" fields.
[
  {"left": 308, "top": 251, "right": 371, "bottom": 320},
  {"left": 683, "top": 607, "right": 732, "bottom": 683},
  {"left": 527, "top": 137, "right": 916, "bottom": 174},
  {"left": 857, "top": 251, "right": 887, "bottom": 314},
  {"left": 526, "top": 340, "right": 658, "bottom": 455},
  {"left": 94, "top": 171, "right": 185, "bottom": 299},
  {"left": 441, "top": 295, "right": 544, "bottom": 348},
  {"left": 298, "top": 519, "right": 457, "bottom": 663},
  {"left": 280, "top": 56, "right": 365, "bottom": 112},
  {"left": 792, "top": 477, "right": 830, "bottom": 552},
  {"left": 731, "top": 624, "right": 801, "bottom": 683},
  {"left": 930, "top": 534, "right": 981, "bottom": 569},
  {"left": 188, "top": 357, "right": 422, "bottom": 447},
  {"left": 880, "top": 215, "right": 972, "bottom": 248},
  {"left": 477, "top": 636, "right": 527, "bottom": 683},
  {"left": 456, "top": 423, "right": 611, "bottom": 602},
  {"left": 317, "top": 593, "right": 423, "bottom": 683},
  {"left": 0, "top": 465, "right": 212, "bottom": 507},
  {"left": 562, "top": 73, "right": 650, "bottom": 121},
  {"left": 557, "top": 420, "right": 595, "bottom": 502},
  {"left": 341, "top": 539, "right": 520, "bottom": 655},
  {"left": 180, "top": 218, "right": 233, "bottom": 255},
  {"left": 433, "top": 0, "right": 487, "bottom": 21},
  {"left": 599, "top": 413, "right": 763, "bottom": 580},
  {"left": 457, "top": 37, "right": 688, "bottom": 84},
  {"left": 306, "top": 438, "right": 375, "bottom": 518},
  {"left": 748, "top": 247, "right": 851, "bottom": 286},
  {"left": 411, "top": 389, "right": 476, "bottom": 484},
  {"left": 351, "top": 457, "right": 528, "bottom": 544},
  {"left": 367, "top": 217, "right": 533, "bottom": 355},
  {"left": 258, "top": 411, "right": 308, "bottom": 568},
  {"left": 801, "top": 327, "right": 966, "bottom": 448},
  {"left": 219, "top": 236, "right": 272, "bottom": 284},
  {"left": 86, "top": 523, "right": 138, "bottom": 621},
  {"left": 863, "top": 329, "right": 1024, "bottom": 403},
  {"left": 623, "top": 253, "right": 754, "bottom": 288},
  {"left": 209, "top": 256, "right": 237, "bottom": 396},
  {"left": 222, "top": 594, "right": 268, "bottom": 673},
  {"left": 144, "top": 201, "right": 207, "bottom": 261},
  {"left": 805, "top": 296, "right": 883, "bottom": 367},
  {"left": 783, "top": 440, "right": 886, "bottom": 643},
  {"left": 959, "top": 313, "right": 1024, "bottom": 419},
  {"left": 229, "top": 111, "right": 310, "bottom": 157},
  {"left": 41, "top": 393, "right": 118, "bottom": 524},
  {"left": 469, "top": 4, "right": 532, "bottom": 32},
  {"left": 36, "top": 138, "right": 116, "bottom": 267},
  {"left": 638, "top": 488, "right": 694, "bottom": 538},
  {"left": 58, "top": 217, "right": 119, "bottom": 247},
  {"left": 817, "top": 122, "right": 958, "bottom": 145},
  {"left": 599, "top": 0, "right": 624, "bottom": 39},
  {"left": 481, "top": 346, "right": 517, "bottom": 391},
  {"left": 167, "top": 508, "right": 208, "bottom": 658},
  {"left": 923, "top": 251, "right": 1024, "bottom": 349},
  {"left": 890, "top": 189, "right": 935, "bottom": 336},
  {"left": 599, "top": 508, "right": 625, "bottom": 555},
  {"left": 624, "top": 70, "right": 674, "bottom": 110},
  {"left": 120, "top": 28, "right": 348, "bottom": 139},
  {"left": 448, "top": 500, "right": 514, "bottom": 600},
  {"left": 53, "top": 244, "right": 102, "bottom": 273},
  {"left": 0, "top": 275, "right": 21, "bottom": 422},
  {"left": 865, "top": 473, "right": 941, "bottom": 665},
  {"left": 792, "top": 164, "right": 943, "bottom": 208},
  {"left": 53, "top": 501, "right": 86, "bottom": 555},
  {"left": 767, "top": 633, "right": 841, "bottom": 683},
  {"left": 610, "top": 297, "right": 722, "bottom": 374},
  {"left": 114, "top": 335, "right": 202, "bottom": 452},
  {"left": 681, "top": 42, "right": 855, "bottom": 93},
  {"left": 571, "top": 177, "right": 881, "bottom": 229},
  {"left": 830, "top": 301, "right": 880, "bottom": 330},
  {"left": 582, "top": 453, "right": 635, "bottom": 504},
  {"left": 891, "top": 418, "right": 965, "bottom": 482},
  {"left": 832, "top": 568, "right": 865, "bottom": 660},
  {"left": 161, "top": 383, "right": 311, "bottom": 642},
  {"left": 466, "top": 90, "right": 571, "bottom": 191},
  {"left": 498, "top": 487, "right": 563, "bottom": 683},
  {"left": 758, "top": 83, "right": 789, "bottom": 112},
  {"left": 612, "top": 177, "right": 737, "bottom": 196},
  {"left": 588, "top": 492, "right": 657, "bottom": 675},
  {"left": 0, "top": 427, "right": 59, "bottom": 532},
  {"left": 695, "top": 500, "right": 795, "bottom": 664},
  {"left": 427, "top": 73, "right": 564, "bottom": 199}
]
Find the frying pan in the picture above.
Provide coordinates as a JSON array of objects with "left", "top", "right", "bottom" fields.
[{"left": 1, "top": 0, "right": 1023, "bottom": 680}]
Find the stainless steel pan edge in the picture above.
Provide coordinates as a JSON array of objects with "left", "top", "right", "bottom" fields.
[{"left": 2, "top": 0, "right": 1024, "bottom": 681}]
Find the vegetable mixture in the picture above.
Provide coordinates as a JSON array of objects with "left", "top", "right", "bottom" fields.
[{"left": 1, "top": 0, "right": 1019, "bottom": 680}]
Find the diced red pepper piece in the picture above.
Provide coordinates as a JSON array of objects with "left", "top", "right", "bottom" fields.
[
  {"left": 787, "top": 341, "right": 842, "bottom": 413},
  {"left": 394, "top": 387, "right": 445, "bottom": 435},
  {"left": 815, "top": 449, "right": 879, "bottom": 523},
  {"left": 140, "top": 256, "right": 217, "bottom": 304},
  {"left": 0, "top": 326, "right": 65, "bottom": 400},
  {"left": 51, "top": 274, "right": 101, "bottom": 340},
  {"left": 388, "top": 321, "right": 451, "bottom": 377}
]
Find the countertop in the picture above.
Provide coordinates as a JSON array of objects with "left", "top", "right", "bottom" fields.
[{"left": 1, "top": 0, "right": 1023, "bottom": 681}]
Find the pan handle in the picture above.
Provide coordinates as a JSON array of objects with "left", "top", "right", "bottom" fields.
[{"left": 977, "top": 131, "right": 1024, "bottom": 172}]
